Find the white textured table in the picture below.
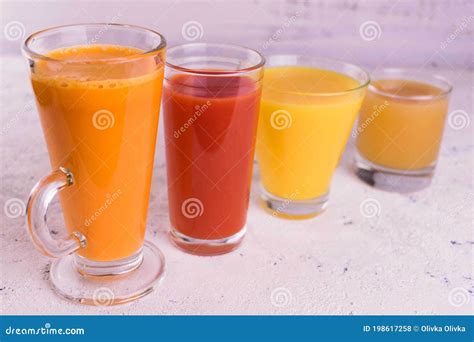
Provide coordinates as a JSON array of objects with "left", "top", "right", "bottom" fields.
[{"left": 1, "top": 56, "right": 472, "bottom": 315}]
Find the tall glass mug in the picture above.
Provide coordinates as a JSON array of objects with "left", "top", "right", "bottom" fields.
[
  {"left": 23, "top": 24, "right": 166, "bottom": 305},
  {"left": 256, "top": 55, "right": 369, "bottom": 219},
  {"left": 163, "top": 43, "right": 264, "bottom": 255},
  {"left": 354, "top": 69, "right": 452, "bottom": 192}
]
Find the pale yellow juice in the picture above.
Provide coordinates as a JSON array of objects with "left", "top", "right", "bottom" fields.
[
  {"left": 256, "top": 66, "right": 366, "bottom": 200},
  {"left": 356, "top": 79, "right": 449, "bottom": 170}
]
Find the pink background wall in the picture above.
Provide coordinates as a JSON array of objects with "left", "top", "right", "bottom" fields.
[{"left": 1, "top": 0, "right": 472, "bottom": 69}]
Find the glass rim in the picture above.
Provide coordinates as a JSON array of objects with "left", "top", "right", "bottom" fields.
[
  {"left": 165, "top": 43, "right": 265, "bottom": 76},
  {"left": 264, "top": 54, "right": 370, "bottom": 97},
  {"left": 22, "top": 23, "right": 167, "bottom": 64},
  {"left": 368, "top": 68, "right": 453, "bottom": 101}
]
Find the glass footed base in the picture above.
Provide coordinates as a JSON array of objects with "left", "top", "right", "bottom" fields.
[
  {"left": 49, "top": 241, "right": 165, "bottom": 306},
  {"left": 260, "top": 185, "right": 329, "bottom": 220},
  {"left": 169, "top": 226, "right": 246, "bottom": 256},
  {"left": 354, "top": 152, "right": 434, "bottom": 193}
]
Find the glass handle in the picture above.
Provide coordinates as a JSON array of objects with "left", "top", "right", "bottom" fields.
[{"left": 26, "top": 167, "right": 86, "bottom": 258}]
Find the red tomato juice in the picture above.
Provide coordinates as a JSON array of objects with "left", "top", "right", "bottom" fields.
[{"left": 163, "top": 74, "right": 261, "bottom": 241}]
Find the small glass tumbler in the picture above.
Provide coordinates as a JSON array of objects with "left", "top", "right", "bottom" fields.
[
  {"left": 256, "top": 55, "right": 369, "bottom": 219},
  {"left": 163, "top": 43, "right": 264, "bottom": 255},
  {"left": 354, "top": 69, "right": 452, "bottom": 192}
]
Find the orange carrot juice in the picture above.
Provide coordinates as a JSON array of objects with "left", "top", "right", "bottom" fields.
[
  {"left": 31, "top": 45, "right": 164, "bottom": 261},
  {"left": 356, "top": 79, "right": 450, "bottom": 170}
]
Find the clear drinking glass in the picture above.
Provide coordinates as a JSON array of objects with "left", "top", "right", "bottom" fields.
[
  {"left": 354, "top": 69, "right": 452, "bottom": 192},
  {"left": 23, "top": 24, "right": 166, "bottom": 305},
  {"left": 163, "top": 43, "right": 264, "bottom": 255},
  {"left": 256, "top": 55, "right": 369, "bottom": 219}
]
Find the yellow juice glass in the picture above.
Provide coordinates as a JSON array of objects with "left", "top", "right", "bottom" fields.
[
  {"left": 354, "top": 69, "right": 452, "bottom": 192},
  {"left": 256, "top": 55, "right": 369, "bottom": 219}
]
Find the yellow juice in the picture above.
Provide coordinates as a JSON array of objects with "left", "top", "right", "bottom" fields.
[
  {"left": 356, "top": 79, "right": 449, "bottom": 170},
  {"left": 256, "top": 66, "right": 366, "bottom": 200}
]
